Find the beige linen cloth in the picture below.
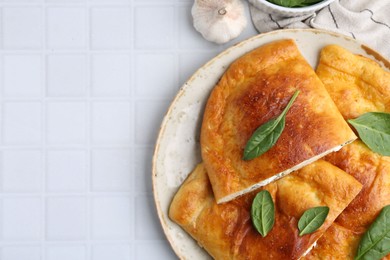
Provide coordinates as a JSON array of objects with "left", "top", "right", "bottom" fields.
[{"left": 249, "top": 0, "right": 390, "bottom": 59}]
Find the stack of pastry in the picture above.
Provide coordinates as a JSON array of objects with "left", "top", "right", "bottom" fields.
[{"left": 168, "top": 39, "right": 390, "bottom": 259}]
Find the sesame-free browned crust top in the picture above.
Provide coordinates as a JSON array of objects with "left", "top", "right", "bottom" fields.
[
  {"left": 169, "top": 162, "right": 362, "bottom": 260},
  {"left": 304, "top": 141, "right": 390, "bottom": 260},
  {"left": 304, "top": 45, "right": 390, "bottom": 260},
  {"left": 314, "top": 44, "right": 390, "bottom": 120},
  {"left": 201, "top": 39, "right": 356, "bottom": 203}
]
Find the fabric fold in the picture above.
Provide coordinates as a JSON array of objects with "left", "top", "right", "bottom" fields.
[{"left": 249, "top": 0, "right": 390, "bottom": 59}]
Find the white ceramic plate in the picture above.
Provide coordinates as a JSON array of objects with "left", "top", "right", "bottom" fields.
[{"left": 152, "top": 29, "right": 389, "bottom": 260}]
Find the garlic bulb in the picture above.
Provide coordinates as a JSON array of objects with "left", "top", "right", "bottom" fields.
[{"left": 191, "top": 0, "right": 248, "bottom": 44}]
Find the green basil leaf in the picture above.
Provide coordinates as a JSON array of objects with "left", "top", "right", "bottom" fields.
[
  {"left": 243, "top": 90, "right": 299, "bottom": 161},
  {"left": 251, "top": 190, "right": 275, "bottom": 237},
  {"left": 267, "top": 0, "right": 322, "bottom": 7},
  {"left": 298, "top": 206, "right": 329, "bottom": 236},
  {"left": 355, "top": 205, "right": 390, "bottom": 260},
  {"left": 348, "top": 112, "right": 390, "bottom": 156},
  {"left": 243, "top": 117, "right": 285, "bottom": 160},
  {"left": 267, "top": 0, "right": 301, "bottom": 7}
]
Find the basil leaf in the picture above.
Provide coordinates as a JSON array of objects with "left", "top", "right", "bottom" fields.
[
  {"left": 267, "top": 0, "right": 322, "bottom": 7},
  {"left": 267, "top": 0, "right": 300, "bottom": 7},
  {"left": 355, "top": 205, "right": 390, "bottom": 260},
  {"left": 251, "top": 190, "right": 275, "bottom": 237},
  {"left": 348, "top": 112, "right": 390, "bottom": 156},
  {"left": 243, "top": 90, "right": 299, "bottom": 161},
  {"left": 298, "top": 206, "right": 329, "bottom": 236},
  {"left": 243, "top": 117, "right": 285, "bottom": 160}
]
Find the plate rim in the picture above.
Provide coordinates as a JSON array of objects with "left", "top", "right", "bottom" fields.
[{"left": 151, "top": 28, "right": 390, "bottom": 259}]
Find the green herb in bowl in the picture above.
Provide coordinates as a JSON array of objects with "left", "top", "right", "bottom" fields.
[
  {"left": 250, "top": 0, "right": 335, "bottom": 17},
  {"left": 267, "top": 0, "right": 324, "bottom": 7}
]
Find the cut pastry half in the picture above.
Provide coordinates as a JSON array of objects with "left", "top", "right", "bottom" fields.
[
  {"left": 201, "top": 39, "right": 357, "bottom": 203},
  {"left": 303, "top": 45, "right": 390, "bottom": 259},
  {"left": 169, "top": 162, "right": 362, "bottom": 260}
]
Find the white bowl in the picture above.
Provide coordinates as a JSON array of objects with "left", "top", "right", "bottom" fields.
[{"left": 249, "top": 0, "right": 336, "bottom": 17}]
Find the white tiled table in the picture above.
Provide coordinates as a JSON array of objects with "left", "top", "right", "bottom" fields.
[{"left": 0, "top": 0, "right": 257, "bottom": 259}]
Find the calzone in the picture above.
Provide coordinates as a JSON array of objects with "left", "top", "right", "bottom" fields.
[
  {"left": 304, "top": 45, "right": 390, "bottom": 259},
  {"left": 201, "top": 39, "right": 357, "bottom": 203},
  {"left": 169, "top": 162, "right": 362, "bottom": 260}
]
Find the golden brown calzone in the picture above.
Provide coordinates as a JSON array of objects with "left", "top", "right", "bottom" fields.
[
  {"left": 304, "top": 45, "right": 390, "bottom": 260},
  {"left": 169, "top": 161, "right": 362, "bottom": 260},
  {"left": 200, "top": 39, "right": 356, "bottom": 204}
]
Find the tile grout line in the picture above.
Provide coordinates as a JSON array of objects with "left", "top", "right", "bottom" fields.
[
  {"left": 174, "top": 4, "right": 181, "bottom": 95},
  {"left": 0, "top": 6, "right": 3, "bottom": 50},
  {"left": 129, "top": 3, "right": 136, "bottom": 253},
  {"left": 0, "top": 144, "right": 139, "bottom": 149},
  {"left": 0, "top": 96, "right": 173, "bottom": 102},
  {"left": 128, "top": 1, "right": 136, "bottom": 252},
  {"left": 85, "top": 1, "right": 92, "bottom": 259},
  {"left": 41, "top": 3, "right": 48, "bottom": 259},
  {"left": 0, "top": 238, "right": 138, "bottom": 245},
  {"left": 0, "top": 191, "right": 138, "bottom": 198},
  {"left": 0, "top": 9, "right": 3, "bottom": 226},
  {"left": 0, "top": 49, "right": 220, "bottom": 55},
  {"left": 0, "top": 83, "right": 2, "bottom": 246},
  {"left": 0, "top": 13, "right": 3, "bottom": 251}
]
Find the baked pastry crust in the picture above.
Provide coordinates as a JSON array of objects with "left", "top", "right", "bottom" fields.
[
  {"left": 314, "top": 44, "right": 390, "bottom": 119},
  {"left": 200, "top": 39, "right": 356, "bottom": 203},
  {"left": 304, "top": 45, "right": 390, "bottom": 260},
  {"left": 169, "top": 162, "right": 362, "bottom": 260},
  {"left": 305, "top": 142, "right": 390, "bottom": 260}
]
